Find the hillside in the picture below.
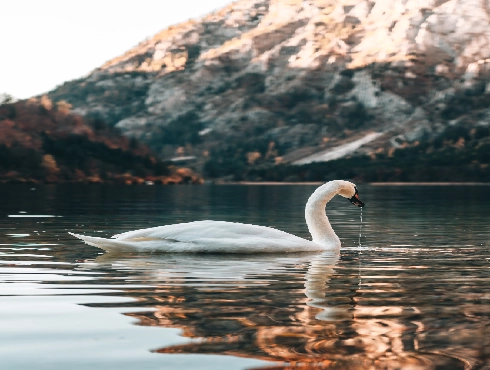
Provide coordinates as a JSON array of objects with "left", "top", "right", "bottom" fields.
[
  {"left": 48, "top": 0, "right": 490, "bottom": 181},
  {"left": 0, "top": 98, "right": 202, "bottom": 184}
]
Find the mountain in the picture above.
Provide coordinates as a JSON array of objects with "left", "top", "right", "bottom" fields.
[
  {"left": 0, "top": 98, "right": 202, "bottom": 184},
  {"left": 48, "top": 0, "right": 490, "bottom": 182}
]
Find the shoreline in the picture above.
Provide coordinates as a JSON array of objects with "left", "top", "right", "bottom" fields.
[
  {"left": 369, "top": 182, "right": 490, "bottom": 186},
  {"left": 216, "top": 181, "right": 490, "bottom": 186},
  {"left": 1, "top": 181, "right": 489, "bottom": 186}
]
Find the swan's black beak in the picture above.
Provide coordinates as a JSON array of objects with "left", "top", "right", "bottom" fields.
[{"left": 349, "top": 188, "right": 364, "bottom": 207}]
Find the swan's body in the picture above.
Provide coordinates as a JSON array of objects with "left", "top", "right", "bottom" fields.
[{"left": 70, "top": 180, "right": 364, "bottom": 253}]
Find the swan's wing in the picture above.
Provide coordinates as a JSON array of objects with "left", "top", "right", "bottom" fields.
[
  {"left": 113, "top": 220, "right": 295, "bottom": 241},
  {"left": 111, "top": 220, "right": 320, "bottom": 252}
]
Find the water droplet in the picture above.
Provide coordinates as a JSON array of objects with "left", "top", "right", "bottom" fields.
[
  {"left": 358, "top": 207, "right": 363, "bottom": 252},
  {"left": 358, "top": 207, "right": 363, "bottom": 289}
]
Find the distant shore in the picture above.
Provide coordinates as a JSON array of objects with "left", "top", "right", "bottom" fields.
[
  {"left": 369, "top": 182, "right": 490, "bottom": 186},
  {"left": 214, "top": 181, "right": 490, "bottom": 186}
]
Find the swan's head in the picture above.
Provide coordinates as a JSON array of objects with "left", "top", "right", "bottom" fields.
[{"left": 337, "top": 181, "right": 364, "bottom": 207}]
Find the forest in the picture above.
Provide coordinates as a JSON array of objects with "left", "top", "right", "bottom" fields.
[
  {"left": 204, "top": 123, "right": 490, "bottom": 182},
  {"left": 0, "top": 97, "right": 202, "bottom": 184}
]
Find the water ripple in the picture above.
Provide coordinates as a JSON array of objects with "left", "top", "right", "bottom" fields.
[{"left": 0, "top": 184, "right": 489, "bottom": 369}]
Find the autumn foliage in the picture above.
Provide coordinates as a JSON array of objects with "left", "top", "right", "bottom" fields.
[{"left": 0, "top": 97, "right": 202, "bottom": 184}]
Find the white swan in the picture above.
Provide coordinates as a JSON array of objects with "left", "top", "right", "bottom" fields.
[{"left": 69, "top": 180, "right": 364, "bottom": 253}]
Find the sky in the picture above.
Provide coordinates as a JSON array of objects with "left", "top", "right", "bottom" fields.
[{"left": 0, "top": 0, "right": 235, "bottom": 99}]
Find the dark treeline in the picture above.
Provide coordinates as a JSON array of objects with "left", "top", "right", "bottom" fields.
[{"left": 204, "top": 123, "right": 490, "bottom": 182}]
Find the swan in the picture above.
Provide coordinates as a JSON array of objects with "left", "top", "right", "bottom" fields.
[{"left": 69, "top": 180, "right": 364, "bottom": 253}]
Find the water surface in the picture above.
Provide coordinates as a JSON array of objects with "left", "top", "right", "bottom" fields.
[{"left": 1, "top": 184, "right": 489, "bottom": 369}]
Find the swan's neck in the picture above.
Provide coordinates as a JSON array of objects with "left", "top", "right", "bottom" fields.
[{"left": 305, "top": 182, "right": 341, "bottom": 249}]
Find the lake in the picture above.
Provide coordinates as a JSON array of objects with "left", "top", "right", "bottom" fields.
[{"left": 1, "top": 183, "right": 489, "bottom": 370}]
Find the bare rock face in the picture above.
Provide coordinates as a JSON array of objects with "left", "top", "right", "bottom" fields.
[{"left": 48, "top": 0, "right": 490, "bottom": 178}]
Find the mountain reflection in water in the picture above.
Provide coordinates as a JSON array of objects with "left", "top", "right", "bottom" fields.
[{"left": 79, "top": 250, "right": 489, "bottom": 370}]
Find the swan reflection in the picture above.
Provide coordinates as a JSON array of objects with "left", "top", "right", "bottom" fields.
[{"left": 83, "top": 252, "right": 479, "bottom": 369}]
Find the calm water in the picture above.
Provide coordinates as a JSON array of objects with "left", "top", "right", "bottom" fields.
[{"left": 1, "top": 184, "right": 489, "bottom": 370}]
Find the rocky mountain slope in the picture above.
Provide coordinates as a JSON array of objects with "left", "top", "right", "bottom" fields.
[
  {"left": 0, "top": 98, "right": 202, "bottom": 184},
  {"left": 48, "top": 0, "right": 490, "bottom": 181}
]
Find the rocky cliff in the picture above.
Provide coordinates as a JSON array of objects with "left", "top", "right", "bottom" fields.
[{"left": 48, "top": 0, "right": 490, "bottom": 181}]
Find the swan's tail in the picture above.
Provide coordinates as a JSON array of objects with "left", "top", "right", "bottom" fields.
[{"left": 68, "top": 232, "right": 133, "bottom": 252}]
